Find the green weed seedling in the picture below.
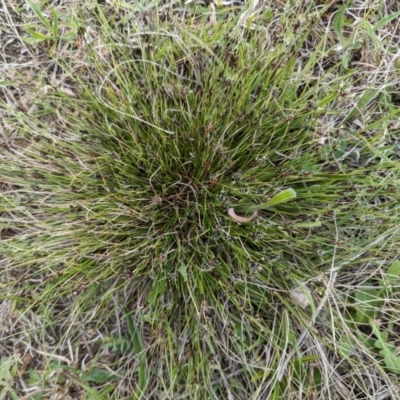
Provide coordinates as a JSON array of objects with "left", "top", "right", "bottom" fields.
[
  {"left": 371, "top": 320, "right": 400, "bottom": 375},
  {"left": 344, "top": 259, "right": 400, "bottom": 374},
  {"left": 0, "top": 356, "right": 19, "bottom": 400},
  {"left": 23, "top": 0, "right": 79, "bottom": 43}
]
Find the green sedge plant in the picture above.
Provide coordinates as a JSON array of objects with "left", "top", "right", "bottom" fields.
[{"left": 1, "top": 1, "right": 400, "bottom": 399}]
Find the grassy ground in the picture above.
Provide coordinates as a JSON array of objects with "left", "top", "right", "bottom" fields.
[{"left": 1, "top": 0, "right": 400, "bottom": 399}]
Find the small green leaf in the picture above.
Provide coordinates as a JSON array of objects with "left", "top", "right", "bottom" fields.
[
  {"left": 0, "top": 356, "right": 17, "bottom": 382},
  {"left": 24, "top": 28, "right": 54, "bottom": 41},
  {"left": 178, "top": 263, "right": 188, "bottom": 282},
  {"left": 26, "top": 0, "right": 51, "bottom": 29},
  {"left": 58, "top": 32, "right": 78, "bottom": 41},
  {"left": 350, "top": 40, "right": 363, "bottom": 50},
  {"left": 103, "top": 334, "right": 132, "bottom": 354},
  {"left": 81, "top": 368, "right": 121, "bottom": 383},
  {"left": 86, "top": 385, "right": 115, "bottom": 399},
  {"left": 292, "top": 220, "right": 322, "bottom": 228},
  {"left": 147, "top": 279, "right": 165, "bottom": 305},
  {"left": 353, "top": 283, "right": 382, "bottom": 324},
  {"left": 333, "top": 3, "right": 349, "bottom": 43},
  {"left": 358, "top": 20, "right": 380, "bottom": 48},
  {"left": 51, "top": 9, "right": 59, "bottom": 37},
  {"left": 247, "top": 188, "right": 297, "bottom": 211},
  {"left": 345, "top": 88, "right": 379, "bottom": 120},
  {"left": 125, "top": 310, "right": 143, "bottom": 355},
  {"left": 356, "top": 330, "right": 376, "bottom": 352},
  {"left": 26, "top": 369, "right": 41, "bottom": 386},
  {"left": 333, "top": 149, "right": 345, "bottom": 159},
  {"left": 251, "top": 369, "right": 269, "bottom": 382},
  {"left": 341, "top": 51, "right": 351, "bottom": 69},
  {"left": 291, "top": 278, "right": 316, "bottom": 322},
  {"left": 374, "top": 11, "right": 400, "bottom": 31},
  {"left": 338, "top": 334, "right": 355, "bottom": 358},
  {"left": 371, "top": 320, "right": 400, "bottom": 374},
  {"left": 386, "top": 260, "right": 400, "bottom": 284},
  {"left": 266, "top": 188, "right": 297, "bottom": 206},
  {"left": 124, "top": 310, "right": 148, "bottom": 399}
]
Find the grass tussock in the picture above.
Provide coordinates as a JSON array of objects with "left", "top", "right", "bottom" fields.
[{"left": 1, "top": 1, "right": 400, "bottom": 399}]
